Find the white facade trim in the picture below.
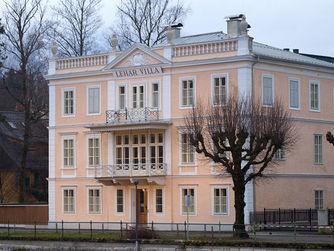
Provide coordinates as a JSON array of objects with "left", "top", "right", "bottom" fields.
[
  {"left": 49, "top": 129, "right": 56, "bottom": 179},
  {"left": 237, "top": 67, "right": 252, "bottom": 99},
  {"left": 162, "top": 74, "right": 171, "bottom": 119},
  {"left": 48, "top": 180, "right": 56, "bottom": 221},
  {"left": 165, "top": 127, "right": 172, "bottom": 175},
  {"left": 49, "top": 85, "right": 56, "bottom": 127},
  {"left": 86, "top": 85, "right": 101, "bottom": 116}
]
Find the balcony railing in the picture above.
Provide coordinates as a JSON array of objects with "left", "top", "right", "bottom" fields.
[
  {"left": 94, "top": 163, "right": 167, "bottom": 178},
  {"left": 106, "top": 107, "right": 159, "bottom": 123}
]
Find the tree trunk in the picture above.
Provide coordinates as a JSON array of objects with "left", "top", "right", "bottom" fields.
[{"left": 233, "top": 177, "right": 249, "bottom": 238}]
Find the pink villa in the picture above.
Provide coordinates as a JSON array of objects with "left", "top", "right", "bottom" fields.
[{"left": 46, "top": 15, "right": 334, "bottom": 227}]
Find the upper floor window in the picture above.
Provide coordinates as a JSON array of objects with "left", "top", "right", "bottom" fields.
[
  {"left": 132, "top": 84, "right": 145, "bottom": 109},
  {"left": 180, "top": 78, "right": 195, "bottom": 108},
  {"left": 289, "top": 78, "right": 300, "bottom": 110},
  {"left": 309, "top": 81, "right": 320, "bottom": 111},
  {"left": 88, "top": 136, "right": 100, "bottom": 167},
  {"left": 88, "top": 188, "right": 101, "bottom": 214},
  {"left": 63, "top": 136, "right": 75, "bottom": 168},
  {"left": 212, "top": 74, "right": 227, "bottom": 106},
  {"left": 119, "top": 86, "right": 126, "bottom": 110},
  {"left": 87, "top": 86, "right": 100, "bottom": 115},
  {"left": 274, "top": 148, "right": 286, "bottom": 161},
  {"left": 180, "top": 133, "right": 195, "bottom": 165},
  {"left": 314, "top": 134, "right": 323, "bottom": 165},
  {"left": 62, "top": 88, "right": 75, "bottom": 117},
  {"left": 262, "top": 75, "right": 274, "bottom": 107},
  {"left": 151, "top": 81, "right": 160, "bottom": 109}
]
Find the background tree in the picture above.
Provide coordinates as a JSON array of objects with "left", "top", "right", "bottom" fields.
[
  {"left": 51, "top": 0, "right": 102, "bottom": 57},
  {"left": 3, "top": 0, "right": 49, "bottom": 202},
  {"left": 108, "top": 0, "right": 188, "bottom": 49},
  {"left": 0, "top": 18, "right": 5, "bottom": 69},
  {"left": 184, "top": 96, "right": 296, "bottom": 238},
  {"left": 326, "top": 131, "right": 334, "bottom": 146}
]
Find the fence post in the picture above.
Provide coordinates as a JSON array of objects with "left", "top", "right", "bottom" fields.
[
  {"left": 120, "top": 220, "right": 122, "bottom": 240},
  {"left": 184, "top": 221, "right": 186, "bottom": 240},
  {"left": 176, "top": 223, "right": 179, "bottom": 235},
  {"left": 56, "top": 222, "right": 58, "bottom": 233},
  {"left": 204, "top": 224, "right": 206, "bottom": 237},
  {"left": 278, "top": 208, "right": 281, "bottom": 225},
  {"left": 61, "top": 220, "right": 64, "bottom": 239},
  {"left": 102, "top": 223, "right": 104, "bottom": 234},
  {"left": 293, "top": 222, "right": 296, "bottom": 243},
  {"left": 211, "top": 226, "right": 213, "bottom": 240},
  {"left": 328, "top": 209, "right": 331, "bottom": 226},
  {"left": 78, "top": 222, "right": 80, "bottom": 234},
  {"left": 90, "top": 220, "right": 93, "bottom": 239},
  {"left": 151, "top": 221, "right": 154, "bottom": 238},
  {"left": 264, "top": 208, "right": 266, "bottom": 224},
  {"left": 219, "top": 221, "right": 221, "bottom": 234},
  {"left": 294, "top": 208, "right": 296, "bottom": 223},
  {"left": 34, "top": 221, "right": 37, "bottom": 238},
  {"left": 7, "top": 220, "right": 9, "bottom": 237}
]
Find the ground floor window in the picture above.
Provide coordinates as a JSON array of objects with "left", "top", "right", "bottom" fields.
[
  {"left": 213, "top": 187, "right": 228, "bottom": 215},
  {"left": 88, "top": 188, "right": 101, "bottom": 214},
  {"left": 315, "top": 190, "right": 323, "bottom": 209},
  {"left": 181, "top": 187, "right": 195, "bottom": 215},
  {"left": 116, "top": 189, "right": 124, "bottom": 213},
  {"left": 155, "top": 188, "right": 163, "bottom": 213},
  {"left": 63, "top": 188, "right": 75, "bottom": 214}
]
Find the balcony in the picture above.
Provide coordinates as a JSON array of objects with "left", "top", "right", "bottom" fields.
[
  {"left": 94, "top": 163, "right": 167, "bottom": 185},
  {"left": 106, "top": 107, "right": 159, "bottom": 124}
]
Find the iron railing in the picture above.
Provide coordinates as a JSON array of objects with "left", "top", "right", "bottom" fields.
[
  {"left": 94, "top": 163, "right": 167, "bottom": 178},
  {"left": 106, "top": 107, "right": 159, "bottom": 123}
]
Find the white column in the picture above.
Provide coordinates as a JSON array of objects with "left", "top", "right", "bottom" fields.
[
  {"left": 164, "top": 46, "right": 172, "bottom": 61},
  {"left": 108, "top": 80, "right": 115, "bottom": 111},
  {"left": 237, "top": 36, "right": 253, "bottom": 56},
  {"left": 165, "top": 127, "right": 171, "bottom": 175},
  {"left": 244, "top": 176, "right": 254, "bottom": 224},
  {"left": 108, "top": 133, "right": 113, "bottom": 166},
  {"left": 237, "top": 66, "right": 252, "bottom": 99},
  {"left": 162, "top": 75, "right": 171, "bottom": 120},
  {"left": 48, "top": 59, "right": 56, "bottom": 75},
  {"left": 48, "top": 180, "right": 56, "bottom": 222}
]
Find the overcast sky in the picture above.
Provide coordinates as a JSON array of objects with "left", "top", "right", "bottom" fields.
[{"left": 101, "top": 0, "right": 334, "bottom": 57}]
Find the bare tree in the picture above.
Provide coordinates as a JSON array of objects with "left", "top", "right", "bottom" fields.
[
  {"left": 108, "top": 0, "right": 189, "bottom": 49},
  {"left": 51, "top": 0, "right": 102, "bottom": 57},
  {"left": 184, "top": 95, "right": 296, "bottom": 238},
  {"left": 2, "top": 0, "right": 49, "bottom": 202},
  {"left": 0, "top": 19, "right": 5, "bottom": 68}
]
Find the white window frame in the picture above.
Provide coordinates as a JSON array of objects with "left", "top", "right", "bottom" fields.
[
  {"left": 115, "top": 188, "right": 125, "bottom": 216},
  {"left": 274, "top": 148, "right": 286, "bottom": 161},
  {"left": 62, "top": 186, "right": 76, "bottom": 214},
  {"left": 179, "top": 132, "right": 196, "bottom": 166},
  {"left": 211, "top": 185, "right": 230, "bottom": 216},
  {"left": 180, "top": 186, "right": 197, "bottom": 216},
  {"left": 149, "top": 80, "right": 161, "bottom": 110},
  {"left": 154, "top": 188, "right": 165, "bottom": 215},
  {"left": 62, "top": 87, "right": 76, "bottom": 117},
  {"left": 62, "top": 135, "right": 76, "bottom": 169},
  {"left": 87, "top": 186, "right": 102, "bottom": 215},
  {"left": 86, "top": 85, "right": 101, "bottom": 116},
  {"left": 262, "top": 74, "right": 274, "bottom": 107},
  {"left": 86, "top": 134, "right": 101, "bottom": 168},
  {"left": 179, "top": 76, "right": 196, "bottom": 109},
  {"left": 288, "top": 78, "right": 300, "bottom": 110},
  {"left": 309, "top": 80, "right": 320, "bottom": 112},
  {"left": 116, "top": 83, "right": 127, "bottom": 111},
  {"left": 211, "top": 73, "right": 228, "bottom": 107},
  {"left": 314, "top": 134, "right": 323, "bottom": 165},
  {"left": 315, "top": 190, "right": 324, "bottom": 210},
  {"left": 130, "top": 82, "right": 147, "bottom": 109}
]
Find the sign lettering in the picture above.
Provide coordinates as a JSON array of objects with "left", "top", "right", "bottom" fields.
[{"left": 114, "top": 66, "right": 162, "bottom": 78}]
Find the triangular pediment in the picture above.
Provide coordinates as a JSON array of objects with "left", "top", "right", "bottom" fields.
[{"left": 103, "top": 43, "right": 170, "bottom": 70}]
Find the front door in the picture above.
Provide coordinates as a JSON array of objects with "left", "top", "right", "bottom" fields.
[{"left": 137, "top": 188, "right": 147, "bottom": 224}]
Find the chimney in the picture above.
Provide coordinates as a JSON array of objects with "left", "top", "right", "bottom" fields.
[
  {"left": 283, "top": 48, "right": 290, "bottom": 51},
  {"left": 293, "top": 49, "right": 299, "bottom": 54},
  {"left": 225, "top": 14, "right": 244, "bottom": 37},
  {"left": 166, "top": 23, "right": 183, "bottom": 43}
]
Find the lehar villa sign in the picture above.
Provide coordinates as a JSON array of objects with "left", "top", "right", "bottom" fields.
[{"left": 114, "top": 66, "right": 162, "bottom": 78}]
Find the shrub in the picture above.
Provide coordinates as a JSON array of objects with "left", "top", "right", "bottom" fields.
[{"left": 126, "top": 226, "right": 159, "bottom": 239}]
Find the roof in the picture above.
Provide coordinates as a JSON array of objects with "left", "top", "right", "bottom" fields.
[
  {"left": 300, "top": 53, "right": 334, "bottom": 64},
  {"left": 163, "top": 31, "right": 334, "bottom": 69},
  {"left": 252, "top": 42, "right": 334, "bottom": 69}
]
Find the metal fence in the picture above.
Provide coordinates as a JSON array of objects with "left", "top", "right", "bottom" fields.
[{"left": 250, "top": 208, "right": 334, "bottom": 225}]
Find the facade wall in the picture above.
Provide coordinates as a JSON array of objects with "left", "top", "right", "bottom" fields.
[{"left": 48, "top": 33, "right": 334, "bottom": 224}]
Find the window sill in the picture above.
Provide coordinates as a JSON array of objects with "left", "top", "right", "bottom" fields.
[
  {"left": 179, "top": 106, "right": 194, "bottom": 110},
  {"left": 179, "top": 164, "right": 197, "bottom": 167},
  {"left": 62, "top": 114, "right": 76, "bottom": 118},
  {"left": 314, "top": 163, "right": 323, "bottom": 166},
  {"left": 61, "top": 167, "right": 77, "bottom": 170},
  {"left": 212, "top": 213, "right": 229, "bottom": 216},
  {"left": 289, "top": 107, "right": 300, "bottom": 111},
  {"left": 309, "top": 109, "right": 320, "bottom": 113},
  {"left": 87, "top": 113, "right": 101, "bottom": 116}
]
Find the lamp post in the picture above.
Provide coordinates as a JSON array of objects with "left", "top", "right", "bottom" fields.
[{"left": 134, "top": 180, "right": 139, "bottom": 251}]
